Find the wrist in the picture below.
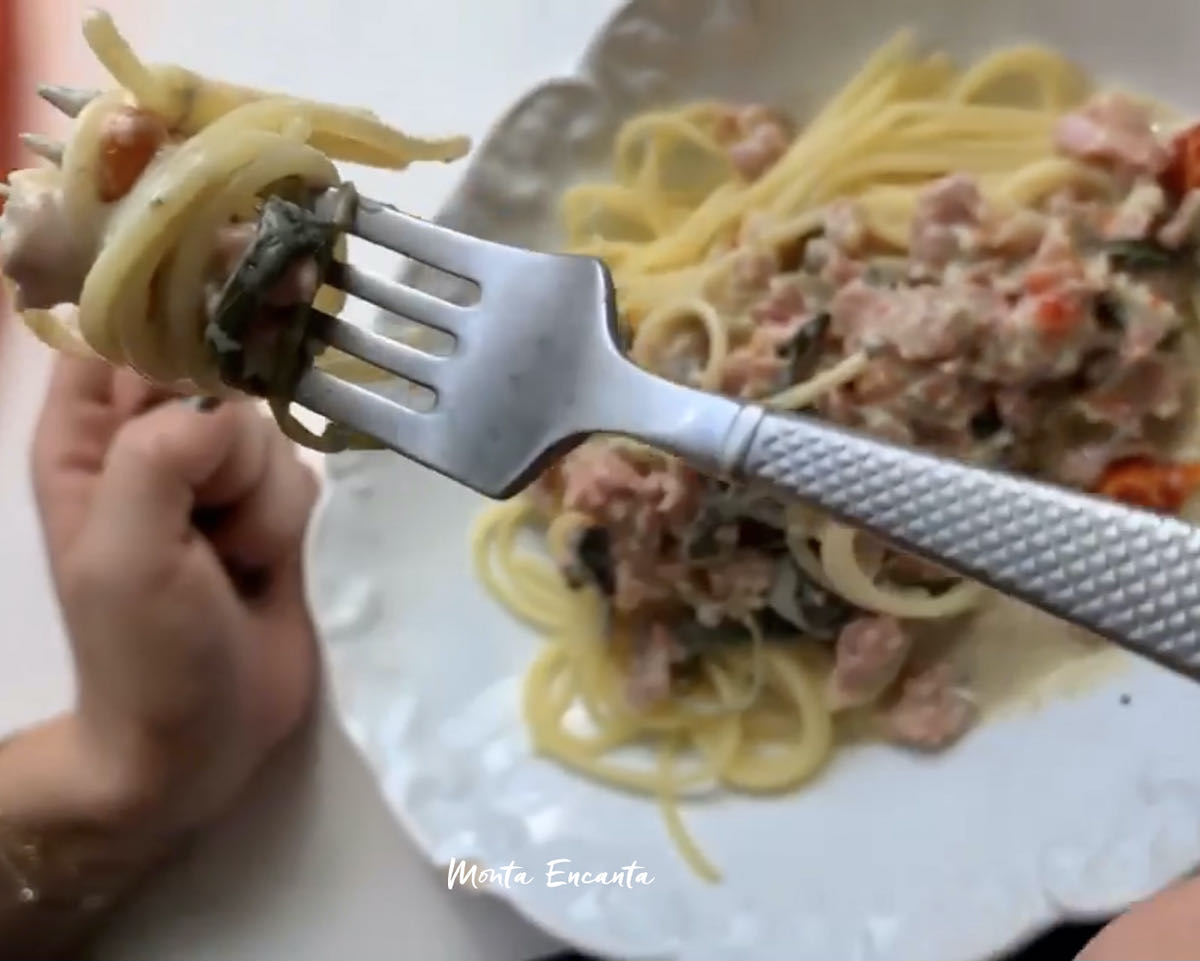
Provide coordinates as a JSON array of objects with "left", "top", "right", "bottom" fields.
[
  {"left": 0, "top": 710, "right": 183, "bottom": 950},
  {"left": 0, "top": 715, "right": 173, "bottom": 838},
  {"left": 0, "top": 715, "right": 183, "bottom": 959},
  {"left": 70, "top": 704, "right": 258, "bottom": 838},
  {"left": 0, "top": 715, "right": 180, "bottom": 889}
]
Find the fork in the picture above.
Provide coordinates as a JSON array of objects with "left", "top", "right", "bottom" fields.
[{"left": 291, "top": 188, "right": 1200, "bottom": 682}]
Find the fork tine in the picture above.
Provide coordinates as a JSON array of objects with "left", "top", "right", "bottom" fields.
[
  {"left": 316, "top": 189, "right": 497, "bottom": 279},
  {"left": 37, "top": 84, "right": 99, "bottom": 118},
  {"left": 293, "top": 368, "right": 432, "bottom": 455},
  {"left": 327, "top": 262, "right": 469, "bottom": 335},
  {"left": 312, "top": 309, "right": 447, "bottom": 389},
  {"left": 20, "top": 133, "right": 64, "bottom": 165},
  {"left": 356, "top": 204, "right": 488, "bottom": 278}
]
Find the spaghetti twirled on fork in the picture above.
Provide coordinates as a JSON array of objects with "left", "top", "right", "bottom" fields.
[{"left": 1, "top": 9, "right": 467, "bottom": 448}]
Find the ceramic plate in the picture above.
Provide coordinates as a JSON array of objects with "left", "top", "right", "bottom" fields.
[{"left": 306, "top": 1, "right": 1200, "bottom": 957}]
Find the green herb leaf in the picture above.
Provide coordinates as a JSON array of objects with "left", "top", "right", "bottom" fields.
[
  {"left": 206, "top": 183, "right": 357, "bottom": 397},
  {"left": 1104, "top": 239, "right": 1182, "bottom": 272},
  {"left": 777, "top": 311, "right": 830, "bottom": 385}
]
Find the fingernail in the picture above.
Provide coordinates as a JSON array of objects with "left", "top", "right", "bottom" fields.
[{"left": 183, "top": 396, "right": 222, "bottom": 412}]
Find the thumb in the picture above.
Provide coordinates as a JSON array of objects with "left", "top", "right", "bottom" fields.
[{"left": 87, "top": 400, "right": 274, "bottom": 553}]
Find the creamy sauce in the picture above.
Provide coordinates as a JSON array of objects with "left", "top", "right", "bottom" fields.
[
  {"left": 832, "top": 600, "right": 1126, "bottom": 749},
  {"left": 1, "top": 172, "right": 94, "bottom": 310},
  {"left": 949, "top": 597, "right": 1126, "bottom": 719},
  {"left": 839, "top": 429, "right": 1200, "bottom": 735},
  {"left": 914, "top": 419, "right": 1200, "bottom": 724}
]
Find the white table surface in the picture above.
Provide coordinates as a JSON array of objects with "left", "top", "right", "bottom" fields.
[{"left": 0, "top": 1, "right": 619, "bottom": 957}]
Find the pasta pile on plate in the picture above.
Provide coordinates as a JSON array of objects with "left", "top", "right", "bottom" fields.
[{"left": 474, "top": 34, "right": 1200, "bottom": 879}]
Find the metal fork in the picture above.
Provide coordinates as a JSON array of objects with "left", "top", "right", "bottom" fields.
[{"left": 292, "top": 188, "right": 1200, "bottom": 682}]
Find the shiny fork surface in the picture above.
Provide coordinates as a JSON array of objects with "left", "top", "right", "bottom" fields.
[
  {"left": 293, "top": 188, "right": 1200, "bottom": 682},
  {"left": 294, "top": 188, "right": 743, "bottom": 497}
]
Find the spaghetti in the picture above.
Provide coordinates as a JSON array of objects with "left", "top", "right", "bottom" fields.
[
  {"left": 475, "top": 35, "right": 1200, "bottom": 879},
  {"left": 1, "top": 9, "right": 467, "bottom": 448}
]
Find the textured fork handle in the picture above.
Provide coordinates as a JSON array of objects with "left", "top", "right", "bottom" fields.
[{"left": 733, "top": 409, "right": 1200, "bottom": 679}]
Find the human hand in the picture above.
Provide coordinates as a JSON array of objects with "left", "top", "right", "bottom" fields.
[{"left": 30, "top": 356, "right": 319, "bottom": 836}]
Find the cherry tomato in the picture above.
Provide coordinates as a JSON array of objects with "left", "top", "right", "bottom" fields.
[
  {"left": 1096, "top": 457, "right": 1200, "bottom": 513},
  {"left": 1160, "top": 123, "right": 1200, "bottom": 197},
  {"left": 97, "top": 107, "right": 169, "bottom": 203},
  {"left": 1035, "top": 294, "right": 1080, "bottom": 339}
]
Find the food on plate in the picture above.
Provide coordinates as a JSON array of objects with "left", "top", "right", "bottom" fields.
[
  {"left": 0, "top": 9, "right": 468, "bottom": 449},
  {"left": 474, "top": 34, "right": 1200, "bottom": 879}
]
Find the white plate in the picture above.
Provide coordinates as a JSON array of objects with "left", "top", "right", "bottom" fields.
[{"left": 306, "top": 1, "right": 1200, "bottom": 957}]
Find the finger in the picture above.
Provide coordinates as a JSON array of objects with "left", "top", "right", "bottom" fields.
[
  {"left": 247, "top": 555, "right": 319, "bottom": 748},
  {"left": 87, "top": 400, "right": 273, "bottom": 552},
  {"left": 32, "top": 357, "right": 119, "bottom": 556},
  {"left": 33, "top": 356, "right": 115, "bottom": 482},
  {"left": 208, "top": 429, "right": 319, "bottom": 569},
  {"left": 112, "top": 367, "right": 176, "bottom": 418},
  {"left": 33, "top": 359, "right": 176, "bottom": 546},
  {"left": 44, "top": 353, "right": 115, "bottom": 408},
  {"left": 1078, "top": 877, "right": 1200, "bottom": 959}
]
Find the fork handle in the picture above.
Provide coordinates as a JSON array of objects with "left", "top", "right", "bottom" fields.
[{"left": 727, "top": 407, "right": 1200, "bottom": 678}]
